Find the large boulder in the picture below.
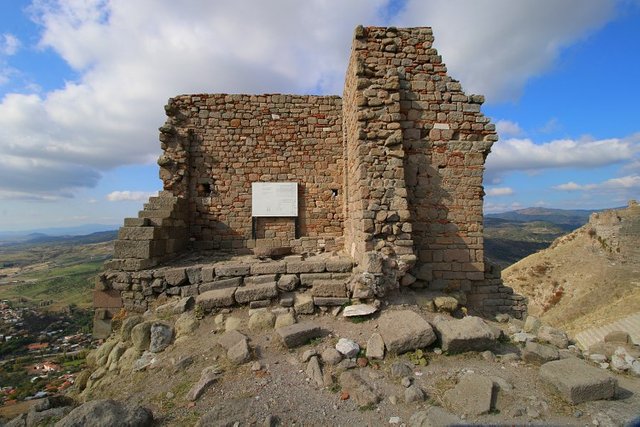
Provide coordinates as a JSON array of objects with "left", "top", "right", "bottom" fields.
[
  {"left": 54, "top": 399, "right": 153, "bottom": 427},
  {"left": 149, "top": 322, "right": 173, "bottom": 353},
  {"left": 431, "top": 316, "right": 498, "bottom": 353},
  {"left": 378, "top": 310, "right": 436, "bottom": 354},
  {"left": 539, "top": 358, "right": 617, "bottom": 404}
]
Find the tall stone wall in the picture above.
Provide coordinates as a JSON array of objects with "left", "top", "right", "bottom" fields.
[
  {"left": 158, "top": 94, "right": 344, "bottom": 253},
  {"left": 342, "top": 26, "right": 496, "bottom": 296}
]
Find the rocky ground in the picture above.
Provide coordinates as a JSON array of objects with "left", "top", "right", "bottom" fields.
[{"left": 4, "top": 291, "right": 640, "bottom": 426}]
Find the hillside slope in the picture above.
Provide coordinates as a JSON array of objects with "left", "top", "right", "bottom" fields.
[{"left": 502, "top": 201, "right": 640, "bottom": 336}]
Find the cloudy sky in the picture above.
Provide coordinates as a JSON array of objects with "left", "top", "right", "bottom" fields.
[{"left": 0, "top": 0, "right": 638, "bottom": 231}]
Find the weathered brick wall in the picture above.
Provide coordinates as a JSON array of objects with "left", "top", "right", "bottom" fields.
[
  {"left": 343, "top": 26, "right": 496, "bottom": 297},
  {"left": 159, "top": 94, "right": 344, "bottom": 253}
]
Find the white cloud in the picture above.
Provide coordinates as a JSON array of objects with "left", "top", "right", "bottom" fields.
[
  {"left": 106, "top": 191, "right": 157, "bottom": 202},
  {"left": 0, "top": 34, "right": 21, "bottom": 56},
  {"left": 553, "top": 175, "right": 640, "bottom": 191},
  {"left": 0, "top": 0, "right": 629, "bottom": 201},
  {"left": 486, "top": 134, "right": 640, "bottom": 173},
  {"left": 485, "top": 187, "right": 514, "bottom": 197},
  {"left": 396, "top": 0, "right": 617, "bottom": 101},
  {"left": 0, "top": 0, "right": 388, "bottom": 198},
  {"left": 495, "top": 120, "right": 523, "bottom": 138}
]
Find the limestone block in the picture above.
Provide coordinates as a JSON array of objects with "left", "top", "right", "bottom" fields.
[
  {"left": 378, "top": 310, "right": 436, "bottom": 354},
  {"left": 286, "top": 261, "right": 326, "bottom": 274},
  {"left": 216, "top": 264, "right": 250, "bottom": 277},
  {"left": 234, "top": 282, "right": 278, "bottom": 304},
  {"left": 200, "top": 277, "right": 242, "bottom": 293},
  {"left": 196, "top": 288, "right": 237, "bottom": 310},
  {"left": 311, "top": 280, "right": 347, "bottom": 297},
  {"left": 250, "top": 261, "right": 287, "bottom": 275},
  {"left": 540, "top": 359, "right": 617, "bottom": 404}
]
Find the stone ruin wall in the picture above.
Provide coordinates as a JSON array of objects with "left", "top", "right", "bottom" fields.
[
  {"left": 158, "top": 94, "right": 344, "bottom": 253},
  {"left": 98, "top": 26, "right": 526, "bottom": 331}
]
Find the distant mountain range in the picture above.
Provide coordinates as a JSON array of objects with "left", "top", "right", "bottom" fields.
[
  {"left": 484, "top": 207, "right": 612, "bottom": 267},
  {"left": 0, "top": 224, "right": 119, "bottom": 243}
]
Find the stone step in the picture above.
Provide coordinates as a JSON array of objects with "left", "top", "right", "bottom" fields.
[{"left": 575, "top": 312, "right": 640, "bottom": 350}]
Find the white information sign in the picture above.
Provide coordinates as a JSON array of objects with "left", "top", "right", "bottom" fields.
[{"left": 251, "top": 182, "right": 298, "bottom": 217}]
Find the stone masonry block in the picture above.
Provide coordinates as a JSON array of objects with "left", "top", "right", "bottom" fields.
[
  {"left": 199, "top": 277, "right": 242, "bottom": 292},
  {"left": 299, "top": 273, "right": 333, "bottom": 287},
  {"left": 196, "top": 288, "right": 237, "bottom": 310},
  {"left": 114, "top": 240, "right": 165, "bottom": 259},
  {"left": 118, "top": 226, "right": 159, "bottom": 240},
  {"left": 250, "top": 262, "right": 287, "bottom": 275},
  {"left": 540, "top": 359, "right": 617, "bottom": 404},
  {"left": 123, "top": 217, "right": 149, "bottom": 227},
  {"left": 286, "top": 261, "right": 326, "bottom": 274},
  {"left": 311, "top": 280, "right": 347, "bottom": 297},
  {"left": 216, "top": 264, "right": 251, "bottom": 277},
  {"left": 325, "top": 259, "right": 354, "bottom": 273},
  {"left": 235, "top": 282, "right": 279, "bottom": 304}
]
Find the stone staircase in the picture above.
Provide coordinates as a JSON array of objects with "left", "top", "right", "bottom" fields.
[{"left": 574, "top": 312, "right": 640, "bottom": 350}]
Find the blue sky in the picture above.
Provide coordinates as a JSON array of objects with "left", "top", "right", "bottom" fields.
[{"left": 0, "top": 0, "right": 639, "bottom": 231}]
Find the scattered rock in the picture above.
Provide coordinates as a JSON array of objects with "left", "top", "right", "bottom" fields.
[
  {"left": 133, "top": 351, "right": 156, "bottom": 372},
  {"left": 186, "top": 365, "right": 222, "bottom": 401},
  {"left": 131, "top": 321, "right": 153, "bottom": 352},
  {"left": 301, "top": 349, "right": 318, "bottom": 363},
  {"left": 378, "top": 310, "right": 436, "bottom": 354},
  {"left": 217, "top": 330, "right": 248, "bottom": 351},
  {"left": 390, "top": 361, "right": 413, "bottom": 378},
  {"left": 274, "top": 312, "right": 296, "bottom": 329},
  {"left": 120, "top": 316, "right": 143, "bottom": 341},
  {"left": 174, "top": 312, "right": 198, "bottom": 337},
  {"left": 356, "top": 357, "right": 368, "bottom": 367},
  {"left": 511, "top": 332, "right": 536, "bottom": 343},
  {"left": 537, "top": 325, "right": 569, "bottom": 349},
  {"left": 54, "top": 399, "right": 153, "bottom": 427},
  {"left": 225, "top": 316, "right": 242, "bottom": 332},
  {"left": 539, "top": 358, "right": 617, "bottom": 404},
  {"left": 339, "top": 371, "right": 380, "bottom": 406},
  {"left": 293, "top": 293, "right": 315, "bottom": 315},
  {"left": 400, "top": 377, "right": 412, "bottom": 387},
  {"left": 589, "top": 353, "right": 608, "bottom": 364},
  {"left": 342, "top": 304, "right": 377, "bottom": 317},
  {"left": 433, "top": 296, "right": 458, "bottom": 313},
  {"left": 321, "top": 348, "right": 343, "bottom": 365},
  {"left": 366, "top": 333, "right": 385, "bottom": 360},
  {"left": 336, "top": 358, "right": 357, "bottom": 372},
  {"left": 432, "top": 316, "right": 498, "bottom": 353},
  {"left": 172, "top": 355, "right": 194, "bottom": 373},
  {"left": 443, "top": 373, "right": 494, "bottom": 416},
  {"left": 275, "top": 322, "right": 323, "bottom": 348},
  {"left": 156, "top": 297, "right": 194, "bottom": 316},
  {"left": 404, "top": 385, "right": 425, "bottom": 403},
  {"left": 336, "top": 338, "right": 360, "bottom": 358},
  {"left": 228, "top": 338, "right": 252, "bottom": 365},
  {"left": 523, "top": 315, "right": 541, "bottom": 333},
  {"left": 306, "top": 356, "right": 324, "bottom": 387},
  {"left": 522, "top": 341, "right": 560, "bottom": 365},
  {"left": 248, "top": 311, "right": 276, "bottom": 330},
  {"left": 408, "top": 406, "right": 461, "bottom": 427},
  {"left": 149, "top": 322, "right": 173, "bottom": 353},
  {"left": 251, "top": 361, "right": 262, "bottom": 371}
]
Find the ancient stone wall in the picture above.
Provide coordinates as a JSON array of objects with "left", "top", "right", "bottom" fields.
[
  {"left": 97, "top": 26, "right": 527, "bottom": 332},
  {"left": 342, "top": 26, "right": 496, "bottom": 296},
  {"left": 159, "top": 94, "right": 344, "bottom": 253}
]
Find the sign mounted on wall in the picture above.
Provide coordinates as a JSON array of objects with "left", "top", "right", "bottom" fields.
[{"left": 251, "top": 182, "right": 298, "bottom": 217}]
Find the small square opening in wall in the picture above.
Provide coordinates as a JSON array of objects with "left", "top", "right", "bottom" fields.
[
  {"left": 197, "top": 183, "right": 212, "bottom": 197},
  {"left": 331, "top": 189, "right": 339, "bottom": 198}
]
